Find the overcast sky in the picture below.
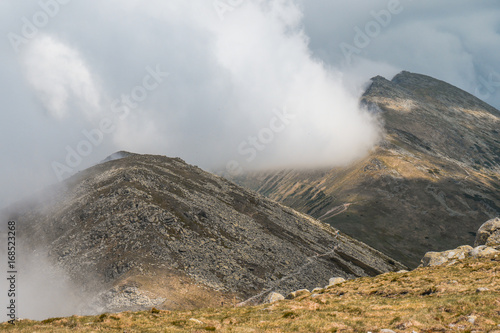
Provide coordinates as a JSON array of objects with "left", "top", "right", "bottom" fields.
[{"left": 1, "top": 0, "right": 500, "bottom": 207}]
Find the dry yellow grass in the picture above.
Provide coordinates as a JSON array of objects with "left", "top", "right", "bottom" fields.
[{"left": 2, "top": 253, "right": 499, "bottom": 332}]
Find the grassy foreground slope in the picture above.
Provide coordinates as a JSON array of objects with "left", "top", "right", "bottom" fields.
[{"left": 3, "top": 254, "right": 498, "bottom": 332}]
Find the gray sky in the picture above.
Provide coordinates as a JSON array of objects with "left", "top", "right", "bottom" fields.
[{"left": 1, "top": 0, "right": 500, "bottom": 207}]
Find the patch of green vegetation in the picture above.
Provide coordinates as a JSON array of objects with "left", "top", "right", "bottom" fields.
[
  {"left": 171, "top": 319, "right": 187, "bottom": 327},
  {"left": 282, "top": 311, "right": 298, "bottom": 319},
  {"left": 427, "top": 168, "right": 441, "bottom": 175}
]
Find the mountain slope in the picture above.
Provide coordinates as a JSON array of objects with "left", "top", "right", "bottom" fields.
[
  {"left": 230, "top": 71, "right": 500, "bottom": 267},
  {"left": 4, "top": 153, "right": 404, "bottom": 313}
]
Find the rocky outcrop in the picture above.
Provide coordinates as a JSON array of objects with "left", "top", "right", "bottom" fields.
[
  {"left": 93, "top": 285, "right": 166, "bottom": 313},
  {"left": 420, "top": 220, "right": 500, "bottom": 267},
  {"left": 420, "top": 246, "right": 473, "bottom": 267},
  {"left": 474, "top": 217, "right": 500, "bottom": 248},
  {"left": 420, "top": 245, "right": 499, "bottom": 267},
  {"left": 8, "top": 153, "right": 405, "bottom": 313},
  {"left": 469, "top": 245, "right": 499, "bottom": 258}
]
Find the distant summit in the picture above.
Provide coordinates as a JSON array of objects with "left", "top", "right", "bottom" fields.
[
  {"left": 99, "top": 151, "right": 136, "bottom": 164},
  {"left": 230, "top": 71, "right": 500, "bottom": 267}
]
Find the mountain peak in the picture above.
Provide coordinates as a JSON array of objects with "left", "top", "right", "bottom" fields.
[
  {"left": 100, "top": 151, "right": 137, "bottom": 164},
  {"left": 232, "top": 71, "right": 500, "bottom": 268}
]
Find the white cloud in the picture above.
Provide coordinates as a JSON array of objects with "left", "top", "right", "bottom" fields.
[
  {"left": 22, "top": 35, "right": 102, "bottom": 120},
  {"left": 0, "top": 0, "right": 499, "bottom": 205}
]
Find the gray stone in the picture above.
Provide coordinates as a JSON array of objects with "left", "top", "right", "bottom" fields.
[
  {"left": 94, "top": 285, "right": 166, "bottom": 313},
  {"left": 469, "top": 245, "right": 499, "bottom": 258},
  {"left": 263, "top": 292, "right": 285, "bottom": 304},
  {"left": 380, "top": 329, "right": 396, "bottom": 333},
  {"left": 475, "top": 217, "right": 500, "bottom": 248},
  {"left": 328, "top": 277, "right": 346, "bottom": 286},
  {"left": 420, "top": 245, "right": 473, "bottom": 267}
]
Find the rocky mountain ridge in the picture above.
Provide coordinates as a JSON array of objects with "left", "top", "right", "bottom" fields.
[{"left": 4, "top": 153, "right": 405, "bottom": 313}]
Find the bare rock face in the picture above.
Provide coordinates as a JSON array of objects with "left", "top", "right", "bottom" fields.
[
  {"left": 7, "top": 153, "right": 405, "bottom": 313},
  {"left": 94, "top": 285, "right": 166, "bottom": 313},
  {"left": 474, "top": 217, "right": 500, "bottom": 248}
]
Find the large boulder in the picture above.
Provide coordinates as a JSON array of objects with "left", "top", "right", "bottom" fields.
[
  {"left": 420, "top": 218, "right": 500, "bottom": 267},
  {"left": 420, "top": 246, "right": 472, "bottom": 267},
  {"left": 327, "top": 277, "right": 346, "bottom": 288},
  {"left": 263, "top": 292, "right": 285, "bottom": 304},
  {"left": 474, "top": 217, "right": 500, "bottom": 249},
  {"left": 469, "top": 245, "right": 500, "bottom": 258}
]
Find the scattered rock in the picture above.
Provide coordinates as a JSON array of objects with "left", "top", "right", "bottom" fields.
[
  {"left": 420, "top": 245, "right": 472, "bottom": 267},
  {"left": 312, "top": 287, "right": 323, "bottom": 293},
  {"left": 476, "top": 287, "right": 489, "bottom": 293},
  {"left": 397, "top": 270, "right": 409, "bottom": 273},
  {"left": 467, "top": 315, "right": 477, "bottom": 324},
  {"left": 189, "top": 318, "right": 204, "bottom": 324},
  {"left": 380, "top": 329, "right": 396, "bottom": 333},
  {"left": 328, "top": 277, "right": 346, "bottom": 286},
  {"left": 474, "top": 217, "right": 500, "bottom": 248},
  {"left": 420, "top": 241, "right": 500, "bottom": 268},
  {"left": 95, "top": 285, "right": 166, "bottom": 313},
  {"left": 263, "top": 292, "right": 285, "bottom": 304}
]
